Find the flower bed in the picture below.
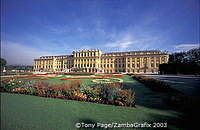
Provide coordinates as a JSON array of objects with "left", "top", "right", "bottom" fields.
[{"left": 0, "top": 77, "right": 135, "bottom": 107}]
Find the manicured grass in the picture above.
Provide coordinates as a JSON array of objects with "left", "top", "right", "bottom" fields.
[
  {"left": 1, "top": 93, "right": 181, "bottom": 130},
  {"left": 122, "top": 75, "right": 170, "bottom": 109}
]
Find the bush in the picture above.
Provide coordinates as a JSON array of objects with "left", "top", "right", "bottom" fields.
[
  {"left": 159, "top": 63, "right": 200, "bottom": 75},
  {"left": 26, "top": 87, "right": 37, "bottom": 95},
  {"left": 117, "top": 89, "right": 135, "bottom": 106},
  {"left": 99, "top": 83, "right": 135, "bottom": 106},
  {"left": 0, "top": 78, "right": 23, "bottom": 92}
]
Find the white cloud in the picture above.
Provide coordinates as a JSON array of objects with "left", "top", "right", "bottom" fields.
[
  {"left": 105, "top": 41, "right": 133, "bottom": 50},
  {"left": 1, "top": 41, "right": 59, "bottom": 65},
  {"left": 173, "top": 43, "right": 200, "bottom": 52},
  {"left": 104, "top": 32, "right": 135, "bottom": 51},
  {"left": 104, "top": 32, "right": 163, "bottom": 52}
]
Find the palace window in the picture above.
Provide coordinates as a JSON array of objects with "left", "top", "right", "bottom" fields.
[{"left": 156, "top": 57, "right": 159, "bottom": 61}]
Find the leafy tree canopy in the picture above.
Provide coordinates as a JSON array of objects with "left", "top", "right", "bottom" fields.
[
  {"left": 1, "top": 58, "right": 7, "bottom": 70},
  {"left": 169, "top": 48, "right": 200, "bottom": 64}
]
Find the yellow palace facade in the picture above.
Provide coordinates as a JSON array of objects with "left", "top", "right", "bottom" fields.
[{"left": 34, "top": 49, "right": 169, "bottom": 73}]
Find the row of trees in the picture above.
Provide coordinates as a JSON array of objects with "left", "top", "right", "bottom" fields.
[
  {"left": 168, "top": 48, "right": 200, "bottom": 64},
  {"left": 160, "top": 48, "right": 200, "bottom": 75},
  {"left": 0, "top": 58, "right": 33, "bottom": 72},
  {"left": 1, "top": 58, "right": 7, "bottom": 71}
]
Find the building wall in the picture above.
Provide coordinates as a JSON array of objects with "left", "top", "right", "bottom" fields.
[
  {"left": 72, "top": 50, "right": 101, "bottom": 72},
  {"left": 34, "top": 49, "right": 169, "bottom": 73}
]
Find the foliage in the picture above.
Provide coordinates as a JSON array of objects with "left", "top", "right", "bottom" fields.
[
  {"left": 6, "top": 65, "right": 34, "bottom": 71},
  {"left": 0, "top": 58, "right": 7, "bottom": 71},
  {"left": 0, "top": 77, "right": 136, "bottom": 107},
  {"left": 169, "top": 48, "right": 200, "bottom": 64},
  {"left": 26, "top": 87, "right": 37, "bottom": 95},
  {"left": 164, "top": 48, "right": 200, "bottom": 74},
  {"left": 0, "top": 78, "right": 22, "bottom": 92},
  {"left": 159, "top": 63, "right": 200, "bottom": 75}
]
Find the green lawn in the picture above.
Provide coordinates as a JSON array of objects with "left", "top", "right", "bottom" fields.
[
  {"left": 1, "top": 75, "right": 185, "bottom": 130},
  {"left": 1, "top": 93, "right": 182, "bottom": 130}
]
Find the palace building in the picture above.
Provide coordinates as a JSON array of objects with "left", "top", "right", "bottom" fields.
[{"left": 34, "top": 49, "right": 169, "bottom": 73}]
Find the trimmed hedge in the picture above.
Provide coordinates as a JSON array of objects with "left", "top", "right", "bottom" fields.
[{"left": 159, "top": 63, "right": 200, "bottom": 75}]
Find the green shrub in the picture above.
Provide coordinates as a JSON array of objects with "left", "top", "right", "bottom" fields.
[
  {"left": 0, "top": 78, "right": 22, "bottom": 92},
  {"left": 101, "top": 86, "right": 118, "bottom": 103},
  {"left": 26, "top": 87, "right": 37, "bottom": 95}
]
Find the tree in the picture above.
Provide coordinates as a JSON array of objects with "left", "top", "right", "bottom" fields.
[
  {"left": 169, "top": 52, "right": 186, "bottom": 63},
  {"left": 159, "top": 47, "right": 200, "bottom": 75},
  {"left": 169, "top": 48, "right": 200, "bottom": 64},
  {"left": 0, "top": 58, "right": 7, "bottom": 71},
  {"left": 186, "top": 48, "right": 200, "bottom": 63}
]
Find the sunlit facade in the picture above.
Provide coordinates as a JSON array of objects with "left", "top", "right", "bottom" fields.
[{"left": 34, "top": 49, "right": 169, "bottom": 73}]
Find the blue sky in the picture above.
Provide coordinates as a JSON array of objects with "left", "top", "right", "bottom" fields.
[{"left": 1, "top": 0, "right": 199, "bottom": 65}]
